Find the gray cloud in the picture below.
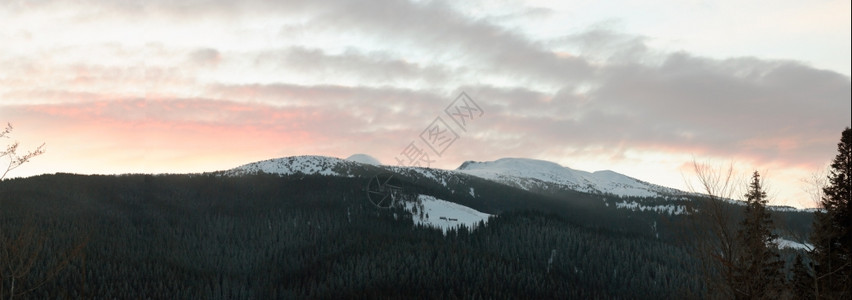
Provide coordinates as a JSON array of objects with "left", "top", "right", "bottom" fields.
[
  {"left": 3, "top": 0, "right": 849, "bottom": 188},
  {"left": 303, "top": 0, "right": 593, "bottom": 85},
  {"left": 257, "top": 47, "right": 451, "bottom": 85},
  {"left": 189, "top": 48, "right": 221, "bottom": 67},
  {"left": 454, "top": 51, "right": 850, "bottom": 168}
]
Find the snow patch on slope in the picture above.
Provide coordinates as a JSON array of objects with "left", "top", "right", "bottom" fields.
[
  {"left": 407, "top": 167, "right": 440, "bottom": 184},
  {"left": 615, "top": 201, "right": 687, "bottom": 215},
  {"left": 224, "top": 155, "right": 353, "bottom": 177},
  {"left": 458, "top": 158, "right": 682, "bottom": 198},
  {"left": 404, "top": 195, "right": 491, "bottom": 234},
  {"left": 768, "top": 205, "right": 819, "bottom": 213},
  {"left": 775, "top": 238, "right": 812, "bottom": 251}
]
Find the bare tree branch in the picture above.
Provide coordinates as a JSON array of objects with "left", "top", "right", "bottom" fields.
[
  {"left": 678, "top": 158, "right": 747, "bottom": 298},
  {"left": 0, "top": 122, "right": 84, "bottom": 300},
  {"left": 800, "top": 165, "right": 829, "bottom": 210},
  {"left": 0, "top": 123, "right": 46, "bottom": 181}
]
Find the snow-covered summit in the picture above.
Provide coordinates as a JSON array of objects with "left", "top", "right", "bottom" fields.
[
  {"left": 224, "top": 155, "right": 364, "bottom": 177},
  {"left": 345, "top": 154, "right": 382, "bottom": 166},
  {"left": 457, "top": 158, "right": 683, "bottom": 198},
  {"left": 223, "top": 155, "right": 686, "bottom": 199}
]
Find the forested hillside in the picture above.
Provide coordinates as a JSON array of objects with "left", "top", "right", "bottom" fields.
[{"left": 0, "top": 172, "right": 813, "bottom": 298}]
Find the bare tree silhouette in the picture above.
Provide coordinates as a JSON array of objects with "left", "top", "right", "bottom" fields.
[
  {"left": 679, "top": 158, "right": 745, "bottom": 299},
  {"left": 1, "top": 122, "right": 86, "bottom": 300}
]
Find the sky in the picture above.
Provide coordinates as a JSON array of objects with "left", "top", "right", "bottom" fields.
[{"left": 1, "top": 0, "right": 849, "bottom": 208}]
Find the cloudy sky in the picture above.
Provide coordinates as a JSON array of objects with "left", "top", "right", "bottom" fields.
[{"left": 1, "top": 0, "right": 849, "bottom": 208}]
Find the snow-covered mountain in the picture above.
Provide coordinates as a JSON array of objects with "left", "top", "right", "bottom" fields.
[
  {"left": 223, "top": 155, "right": 376, "bottom": 177},
  {"left": 346, "top": 154, "right": 382, "bottom": 166},
  {"left": 217, "top": 154, "right": 812, "bottom": 233},
  {"left": 457, "top": 158, "right": 685, "bottom": 198},
  {"left": 223, "top": 155, "right": 686, "bottom": 199}
]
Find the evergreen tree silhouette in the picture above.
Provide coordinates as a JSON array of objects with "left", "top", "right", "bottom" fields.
[{"left": 810, "top": 127, "right": 851, "bottom": 299}]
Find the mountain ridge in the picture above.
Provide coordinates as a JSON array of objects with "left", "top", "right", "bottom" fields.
[
  {"left": 220, "top": 155, "right": 687, "bottom": 199},
  {"left": 218, "top": 155, "right": 812, "bottom": 213},
  {"left": 455, "top": 157, "right": 686, "bottom": 198}
]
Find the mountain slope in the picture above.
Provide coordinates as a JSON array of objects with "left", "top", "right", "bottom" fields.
[
  {"left": 0, "top": 157, "right": 814, "bottom": 299},
  {"left": 457, "top": 158, "right": 685, "bottom": 198},
  {"left": 224, "top": 155, "right": 685, "bottom": 199},
  {"left": 218, "top": 155, "right": 808, "bottom": 223},
  {"left": 0, "top": 173, "right": 706, "bottom": 299},
  {"left": 223, "top": 155, "right": 379, "bottom": 177}
]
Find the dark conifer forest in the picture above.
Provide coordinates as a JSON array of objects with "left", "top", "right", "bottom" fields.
[{"left": 0, "top": 171, "right": 816, "bottom": 299}]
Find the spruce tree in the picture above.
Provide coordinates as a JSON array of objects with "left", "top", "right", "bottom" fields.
[
  {"left": 810, "top": 127, "right": 851, "bottom": 299},
  {"left": 732, "top": 171, "right": 783, "bottom": 299},
  {"left": 790, "top": 254, "right": 814, "bottom": 299}
]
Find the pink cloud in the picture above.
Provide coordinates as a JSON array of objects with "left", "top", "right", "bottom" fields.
[{"left": 3, "top": 98, "right": 376, "bottom": 175}]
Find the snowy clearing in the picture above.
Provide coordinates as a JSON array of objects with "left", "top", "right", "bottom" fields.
[
  {"left": 775, "top": 238, "right": 812, "bottom": 251},
  {"left": 404, "top": 195, "right": 491, "bottom": 234}
]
